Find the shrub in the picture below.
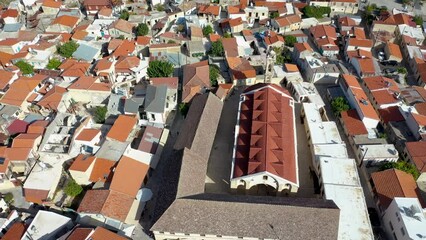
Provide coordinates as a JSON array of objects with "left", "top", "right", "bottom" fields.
[
  {"left": 210, "top": 40, "right": 224, "bottom": 57},
  {"left": 15, "top": 60, "right": 34, "bottom": 75},
  {"left": 3, "top": 193, "right": 13, "bottom": 204},
  {"left": 179, "top": 102, "right": 189, "bottom": 117},
  {"left": 302, "top": 6, "right": 331, "bottom": 19},
  {"left": 136, "top": 23, "right": 149, "bottom": 36},
  {"left": 147, "top": 60, "right": 174, "bottom": 78},
  {"left": 284, "top": 35, "right": 297, "bottom": 47},
  {"left": 119, "top": 10, "right": 130, "bottom": 20},
  {"left": 94, "top": 106, "right": 107, "bottom": 124},
  {"left": 202, "top": 25, "right": 213, "bottom": 37},
  {"left": 209, "top": 65, "right": 220, "bottom": 87},
  {"left": 379, "top": 161, "right": 420, "bottom": 180},
  {"left": 64, "top": 180, "right": 83, "bottom": 197},
  {"left": 57, "top": 41, "right": 79, "bottom": 58},
  {"left": 331, "top": 97, "right": 350, "bottom": 116},
  {"left": 46, "top": 58, "right": 61, "bottom": 70}
]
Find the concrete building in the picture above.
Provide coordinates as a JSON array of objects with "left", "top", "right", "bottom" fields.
[
  {"left": 339, "top": 74, "right": 380, "bottom": 130},
  {"left": 21, "top": 211, "right": 73, "bottom": 240},
  {"left": 231, "top": 84, "right": 298, "bottom": 195},
  {"left": 319, "top": 157, "right": 374, "bottom": 240},
  {"left": 355, "top": 144, "right": 399, "bottom": 167},
  {"left": 304, "top": 56, "right": 340, "bottom": 84},
  {"left": 383, "top": 197, "right": 426, "bottom": 240}
]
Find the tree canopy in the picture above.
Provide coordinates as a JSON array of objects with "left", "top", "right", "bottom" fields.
[
  {"left": 57, "top": 41, "right": 79, "bottom": 58},
  {"left": 302, "top": 6, "right": 331, "bottom": 19},
  {"left": 147, "top": 60, "right": 174, "bottom": 78},
  {"left": 210, "top": 40, "right": 224, "bottom": 57},
  {"left": 136, "top": 23, "right": 149, "bottom": 36},
  {"left": 93, "top": 106, "right": 107, "bottom": 124},
  {"left": 270, "top": 12, "right": 279, "bottom": 19},
  {"left": 46, "top": 58, "right": 61, "bottom": 70},
  {"left": 331, "top": 97, "right": 350, "bottom": 116},
  {"left": 379, "top": 161, "right": 420, "bottom": 180},
  {"left": 64, "top": 180, "right": 83, "bottom": 197},
  {"left": 274, "top": 47, "right": 292, "bottom": 65},
  {"left": 223, "top": 32, "right": 232, "bottom": 38},
  {"left": 209, "top": 65, "right": 220, "bottom": 87},
  {"left": 15, "top": 61, "right": 34, "bottom": 75},
  {"left": 413, "top": 15, "right": 423, "bottom": 26},
  {"left": 202, "top": 25, "right": 213, "bottom": 37},
  {"left": 285, "top": 35, "right": 297, "bottom": 47},
  {"left": 119, "top": 10, "right": 130, "bottom": 20}
]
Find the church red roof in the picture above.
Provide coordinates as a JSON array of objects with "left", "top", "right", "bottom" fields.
[{"left": 233, "top": 84, "right": 297, "bottom": 184}]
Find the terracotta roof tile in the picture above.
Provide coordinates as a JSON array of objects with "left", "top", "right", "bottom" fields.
[
  {"left": 77, "top": 189, "right": 109, "bottom": 213},
  {"left": 27, "top": 120, "right": 49, "bottom": 134},
  {"left": 136, "top": 36, "right": 151, "bottom": 46},
  {"left": 101, "top": 190, "right": 134, "bottom": 222},
  {"left": 109, "top": 19, "right": 134, "bottom": 34},
  {"left": 43, "top": 0, "right": 62, "bottom": 8},
  {"left": 68, "top": 76, "right": 111, "bottom": 92},
  {"left": 310, "top": 25, "right": 337, "bottom": 40},
  {"left": 89, "top": 227, "right": 128, "bottom": 240},
  {"left": 378, "top": 106, "right": 404, "bottom": 124},
  {"left": 113, "top": 40, "right": 136, "bottom": 57},
  {"left": 75, "top": 128, "right": 100, "bottom": 142},
  {"left": 106, "top": 115, "right": 137, "bottom": 142},
  {"left": 89, "top": 158, "right": 116, "bottom": 182},
  {"left": 371, "top": 169, "right": 423, "bottom": 209},
  {"left": 233, "top": 84, "right": 297, "bottom": 184},
  {"left": 182, "top": 60, "right": 210, "bottom": 102},
  {"left": 70, "top": 154, "right": 96, "bottom": 172},
  {"left": 7, "top": 119, "right": 29, "bottom": 135},
  {"left": 12, "top": 133, "right": 40, "bottom": 148},
  {"left": 37, "top": 86, "right": 67, "bottom": 111},
  {"left": 406, "top": 141, "right": 426, "bottom": 172},
  {"left": 198, "top": 5, "right": 220, "bottom": 16},
  {"left": 0, "top": 70, "right": 15, "bottom": 90},
  {"left": 52, "top": 15, "right": 79, "bottom": 28},
  {"left": 66, "top": 228, "right": 93, "bottom": 240},
  {"left": 386, "top": 42, "right": 402, "bottom": 59},
  {"left": 364, "top": 76, "right": 399, "bottom": 92},
  {"left": 226, "top": 57, "right": 256, "bottom": 80},
  {"left": 98, "top": 7, "right": 113, "bottom": 17},
  {"left": 23, "top": 188, "right": 49, "bottom": 204},
  {"left": 348, "top": 38, "right": 373, "bottom": 48},
  {"left": 150, "top": 77, "right": 178, "bottom": 89},
  {"left": 1, "top": 222, "right": 26, "bottom": 240},
  {"left": 1, "top": 9, "right": 18, "bottom": 18},
  {"left": 110, "top": 155, "right": 149, "bottom": 197},
  {"left": 340, "top": 109, "right": 368, "bottom": 136}
]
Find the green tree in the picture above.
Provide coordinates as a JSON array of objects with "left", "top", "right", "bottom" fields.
[
  {"left": 274, "top": 47, "right": 292, "bottom": 65},
  {"left": 147, "top": 60, "right": 174, "bottom": 78},
  {"left": 397, "top": 67, "right": 407, "bottom": 74},
  {"left": 119, "top": 10, "right": 130, "bottom": 20},
  {"left": 94, "top": 106, "right": 107, "bottom": 124},
  {"left": 46, "top": 58, "right": 61, "bottom": 70},
  {"left": 414, "top": 15, "right": 423, "bottom": 26},
  {"left": 362, "top": 4, "right": 376, "bottom": 25},
  {"left": 302, "top": 6, "right": 331, "bottom": 19},
  {"left": 64, "top": 180, "right": 83, "bottom": 197},
  {"left": 285, "top": 35, "right": 297, "bottom": 47},
  {"left": 331, "top": 97, "right": 350, "bottom": 116},
  {"left": 210, "top": 40, "right": 224, "bottom": 57},
  {"left": 223, "top": 32, "right": 232, "bottom": 38},
  {"left": 179, "top": 102, "right": 189, "bottom": 117},
  {"left": 167, "top": 40, "right": 176, "bottom": 44},
  {"left": 15, "top": 60, "right": 34, "bottom": 75},
  {"left": 57, "top": 41, "right": 79, "bottom": 58},
  {"left": 3, "top": 193, "right": 13, "bottom": 204},
  {"left": 379, "top": 161, "right": 420, "bottom": 180},
  {"left": 209, "top": 65, "right": 220, "bottom": 87},
  {"left": 156, "top": 4, "right": 165, "bottom": 11},
  {"left": 270, "top": 12, "right": 279, "bottom": 19},
  {"left": 202, "top": 25, "right": 213, "bottom": 37},
  {"left": 136, "top": 23, "right": 149, "bottom": 36}
]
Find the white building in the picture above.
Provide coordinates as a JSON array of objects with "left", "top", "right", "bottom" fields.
[
  {"left": 319, "top": 157, "right": 374, "bottom": 240},
  {"left": 355, "top": 144, "right": 399, "bottom": 167},
  {"left": 21, "top": 210, "right": 73, "bottom": 240},
  {"left": 304, "top": 56, "right": 340, "bottom": 84},
  {"left": 383, "top": 197, "right": 426, "bottom": 240}
]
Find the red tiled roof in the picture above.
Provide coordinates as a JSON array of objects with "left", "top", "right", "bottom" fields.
[
  {"left": 182, "top": 60, "right": 210, "bottom": 103},
  {"left": 69, "top": 154, "right": 96, "bottom": 172},
  {"left": 340, "top": 109, "right": 368, "bottom": 136},
  {"left": 150, "top": 77, "right": 178, "bottom": 89},
  {"left": 371, "top": 169, "right": 424, "bottom": 209},
  {"left": 0, "top": 70, "right": 15, "bottom": 90},
  {"left": 226, "top": 57, "right": 256, "bottom": 80},
  {"left": 52, "top": 15, "right": 79, "bottom": 28},
  {"left": 68, "top": 76, "right": 111, "bottom": 92},
  {"left": 7, "top": 120, "right": 29, "bottom": 135},
  {"left": 294, "top": 42, "right": 313, "bottom": 53},
  {"left": 101, "top": 190, "right": 134, "bottom": 222},
  {"left": 43, "top": 0, "right": 62, "bottom": 8},
  {"left": 27, "top": 120, "right": 49, "bottom": 134},
  {"left": 406, "top": 141, "right": 426, "bottom": 172},
  {"left": 138, "top": 126, "right": 163, "bottom": 153},
  {"left": 198, "top": 5, "right": 220, "bottom": 16},
  {"left": 310, "top": 25, "right": 337, "bottom": 40},
  {"left": 233, "top": 84, "right": 297, "bottom": 185},
  {"left": 66, "top": 228, "right": 93, "bottom": 240},
  {"left": 1, "top": 222, "right": 26, "bottom": 240},
  {"left": 1, "top": 9, "right": 18, "bottom": 18},
  {"left": 378, "top": 106, "right": 404, "bottom": 124},
  {"left": 136, "top": 36, "right": 151, "bottom": 46},
  {"left": 112, "top": 40, "right": 136, "bottom": 58},
  {"left": 75, "top": 128, "right": 100, "bottom": 142},
  {"left": 109, "top": 155, "right": 149, "bottom": 197},
  {"left": 106, "top": 115, "right": 137, "bottom": 142},
  {"left": 23, "top": 188, "right": 49, "bottom": 204},
  {"left": 89, "top": 158, "right": 116, "bottom": 182},
  {"left": 89, "top": 227, "right": 128, "bottom": 240},
  {"left": 37, "top": 86, "right": 67, "bottom": 111}
]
